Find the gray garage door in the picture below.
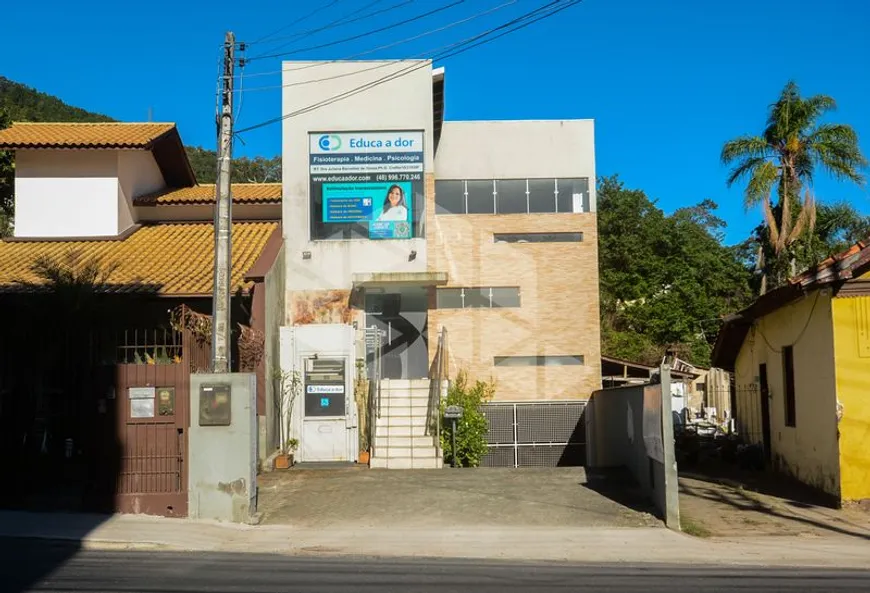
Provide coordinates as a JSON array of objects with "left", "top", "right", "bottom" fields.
[{"left": 481, "top": 401, "right": 587, "bottom": 467}]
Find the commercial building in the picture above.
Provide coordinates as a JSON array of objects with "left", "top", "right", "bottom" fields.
[{"left": 277, "top": 60, "right": 600, "bottom": 467}]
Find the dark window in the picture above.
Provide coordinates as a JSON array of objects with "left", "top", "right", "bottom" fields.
[
  {"left": 528, "top": 179, "right": 557, "bottom": 213},
  {"left": 490, "top": 287, "right": 521, "bottom": 308},
  {"left": 435, "top": 180, "right": 465, "bottom": 215},
  {"left": 495, "top": 180, "right": 527, "bottom": 214},
  {"left": 783, "top": 346, "right": 796, "bottom": 427},
  {"left": 493, "top": 232, "right": 583, "bottom": 243},
  {"left": 435, "top": 288, "right": 464, "bottom": 309},
  {"left": 494, "top": 355, "right": 585, "bottom": 367},
  {"left": 466, "top": 180, "right": 495, "bottom": 214},
  {"left": 464, "top": 288, "right": 491, "bottom": 308},
  {"left": 557, "top": 178, "right": 589, "bottom": 213}
]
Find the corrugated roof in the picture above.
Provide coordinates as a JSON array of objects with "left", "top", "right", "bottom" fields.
[
  {"left": 136, "top": 183, "right": 282, "bottom": 206},
  {"left": 0, "top": 222, "right": 279, "bottom": 296},
  {"left": 0, "top": 122, "right": 177, "bottom": 149},
  {"left": 711, "top": 237, "right": 870, "bottom": 371}
]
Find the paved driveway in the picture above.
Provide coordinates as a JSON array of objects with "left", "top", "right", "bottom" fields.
[{"left": 257, "top": 466, "right": 661, "bottom": 529}]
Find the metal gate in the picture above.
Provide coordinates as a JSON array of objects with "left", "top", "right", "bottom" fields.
[
  {"left": 114, "top": 331, "right": 193, "bottom": 517},
  {"left": 481, "top": 401, "right": 587, "bottom": 467}
]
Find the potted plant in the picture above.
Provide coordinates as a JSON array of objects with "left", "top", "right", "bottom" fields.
[{"left": 272, "top": 367, "right": 302, "bottom": 470}]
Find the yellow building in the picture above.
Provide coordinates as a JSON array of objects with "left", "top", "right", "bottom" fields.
[{"left": 712, "top": 239, "right": 870, "bottom": 504}]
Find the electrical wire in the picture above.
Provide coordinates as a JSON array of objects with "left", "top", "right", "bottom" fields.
[
  {"left": 235, "top": 0, "right": 520, "bottom": 93},
  {"left": 236, "top": 0, "right": 579, "bottom": 135},
  {"left": 247, "top": 0, "right": 412, "bottom": 58},
  {"left": 755, "top": 289, "right": 821, "bottom": 354},
  {"left": 248, "top": 0, "right": 341, "bottom": 46},
  {"left": 247, "top": 0, "right": 467, "bottom": 62}
]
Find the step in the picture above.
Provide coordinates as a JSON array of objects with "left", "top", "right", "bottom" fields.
[
  {"left": 369, "top": 456, "right": 442, "bottom": 470},
  {"left": 374, "top": 435, "right": 436, "bottom": 449},
  {"left": 375, "top": 424, "right": 429, "bottom": 437},
  {"left": 380, "top": 393, "right": 432, "bottom": 405},
  {"left": 380, "top": 379, "right": 431, "bottom": 390},
  {"left": 380, "top": 415, "right": 429, "bottom": 428},
  {"left": 379, "top": 405, "right": 428, "bottom": 418}
]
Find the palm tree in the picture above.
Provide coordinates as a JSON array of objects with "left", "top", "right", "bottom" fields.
[{"left": 722, "top": 81, "right": 867, "bottom": 292}]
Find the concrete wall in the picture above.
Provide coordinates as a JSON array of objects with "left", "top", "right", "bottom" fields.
[
  {"left": 733, "top": 289, "right": 840, "bottom": 497},
  {"left": 262, "top": 244, "right": 287, "bottom": 458},
  {"left": 832, "top": 291, "right": 870, "bottom": 501},
  {"left": 586, "top": 370, "right": 679, "bottom": 528},
  {"left": 429, "top": 121, "right": 600, "bottom": 400},
  {"left": 435, "top": 120, "right": 597, "bottom": 210},
  {"left": 14, "top": 150, "right": 121, "bottom": 237},
  {"left": 281, "top": 61, "right": 434, "bottom": 292},
  {"left": 189, "top": 373, "right": 257, "bottom": 522},
  {"left": 118, "top": 150, "right": 164, "bottom": 232}
]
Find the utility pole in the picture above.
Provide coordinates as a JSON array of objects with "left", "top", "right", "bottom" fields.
[{"left": 211, "top": 31, "right": 234, "bottom": 373}]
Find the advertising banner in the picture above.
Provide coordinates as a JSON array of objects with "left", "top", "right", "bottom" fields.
[{"left": 309, "top": 131, "right": 423, "bottom": 240}]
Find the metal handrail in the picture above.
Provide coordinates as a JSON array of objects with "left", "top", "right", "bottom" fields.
[{"left": 426, "top": 326, "right": 447, "bottom": 440}]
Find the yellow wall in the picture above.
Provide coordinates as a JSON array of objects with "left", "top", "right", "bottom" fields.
[
  {"left": 733, "top": 290, "right": 841, "bottom": 497},
  {"left": 832, "top": 292, "right": 870, "bottom": 501}
]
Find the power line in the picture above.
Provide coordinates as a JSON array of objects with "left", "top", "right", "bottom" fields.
[
  {"left": 247, "top": 0, "right": 467, "bottom": 62},
  {"left": 248, "top": 0, "right": 340, "bottom": 46},
  {"left": 248, "top": 0, "right": 412, "bottom": 55},
  {"left": 235, "top": 0, "right": 520, "bottom": 94},
  {"left": 236, "top": 0, "right": 580, "bottom": 135}
]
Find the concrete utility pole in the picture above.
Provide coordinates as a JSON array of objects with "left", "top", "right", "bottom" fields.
[{"left": 211, "top": 31, "right": 235, "bottom": 373}]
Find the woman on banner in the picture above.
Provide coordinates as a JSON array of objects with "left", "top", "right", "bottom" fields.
[{"left": 376, "top": 185, "right": 409, "bottom": 222}]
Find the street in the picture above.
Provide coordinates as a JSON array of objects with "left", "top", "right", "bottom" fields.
[{"left": 3, "top": 538, "right": 869, "bottom": 593}]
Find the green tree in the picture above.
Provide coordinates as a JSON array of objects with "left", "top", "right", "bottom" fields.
[
  {"left": 721, "top": 80, "right": 867, "bottom": 292},
  {"left": 597, "top": 176, "right": 752, "bottom": 367},
  {"left": 439, "top": 370, "right": 494, "bottom": 468}
]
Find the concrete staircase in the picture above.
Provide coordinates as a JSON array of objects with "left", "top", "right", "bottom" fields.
[{"left": 369, "top": 379, "right": 443, "bottom": 469}]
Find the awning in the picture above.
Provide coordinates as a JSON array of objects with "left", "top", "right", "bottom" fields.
[{"left": 351, "top": 271, "right": 448, "bottom": 288}]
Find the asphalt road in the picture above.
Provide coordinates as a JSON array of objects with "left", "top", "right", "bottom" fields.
[{"left": 3, "top": 538, "right": 870, "bottom": 593}]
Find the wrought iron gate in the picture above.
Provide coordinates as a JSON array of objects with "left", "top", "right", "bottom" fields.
[{"left": 481, "top": 401, "right": 587, "bottom": 467}]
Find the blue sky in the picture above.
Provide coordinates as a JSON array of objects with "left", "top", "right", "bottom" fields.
[{"left": 2, "top": 0, "right": 869, "bottom": 244}]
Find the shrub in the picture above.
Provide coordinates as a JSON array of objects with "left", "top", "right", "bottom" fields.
[{"left": 440, "top": 370, "right": 495, "bottom": 467}]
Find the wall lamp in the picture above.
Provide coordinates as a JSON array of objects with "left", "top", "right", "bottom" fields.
[{"left": 302, "top": 251, "right": 312, "bottom": 260}]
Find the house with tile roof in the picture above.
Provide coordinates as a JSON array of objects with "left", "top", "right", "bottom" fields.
[
  {"left": 0, "top": 122, "right": 283, "bottom": 515},
  {"left": 711, "top": 239, "right": 870, "bottom": 505}
]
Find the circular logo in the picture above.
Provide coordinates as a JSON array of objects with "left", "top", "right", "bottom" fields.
[
  {"left": 318, "top": 134, "right": 341, "bottom": 151},
  {"left": 394, "top": 222, "right": 411, "bottom": 238}
]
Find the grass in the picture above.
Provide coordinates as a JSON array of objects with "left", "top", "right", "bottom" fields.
[{"left": 680, "top": 515, "right": 712, "bottom": 538}]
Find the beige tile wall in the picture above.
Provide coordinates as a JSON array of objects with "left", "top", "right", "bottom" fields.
[{"left": 426, "top": 174, "right": 602, "bottom": 401}]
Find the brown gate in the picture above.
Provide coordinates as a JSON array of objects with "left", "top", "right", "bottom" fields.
[{"left": 114, "top": 329, "right": 196, "bottom": 517}]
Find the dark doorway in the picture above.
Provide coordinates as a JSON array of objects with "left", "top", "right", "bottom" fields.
[
  {"left": 759, "top": 363, "right": 772, "bottom": 461},
  {"left": 364, "top": 288, "right": 428, "bottom": 380}
]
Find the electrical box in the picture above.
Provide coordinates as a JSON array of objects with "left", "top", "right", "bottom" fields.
[{"left": 199, "top": 383, "right": 232, "bottom": 426}]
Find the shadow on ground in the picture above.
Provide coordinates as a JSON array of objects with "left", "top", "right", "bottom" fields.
[
  {"left": 581, "top": 467, "right": 660, "bottom": 520},
  {"left": 678, "top": 460, "right": 870, "bottom": 540}
]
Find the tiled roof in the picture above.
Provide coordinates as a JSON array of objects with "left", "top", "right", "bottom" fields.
[
  {"left": 136, "top": 183, "right": 282, "bottom": 206},
  {"left": 0, "top": 123, "right": 177, "bottom": 149},
  {"left": 0, "top": 222, "right": 279, "bottom": 296}
]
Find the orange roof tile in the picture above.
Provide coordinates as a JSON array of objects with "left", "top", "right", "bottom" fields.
[
  {"left": 136, "top": 183, "right": 282, "bottom": 206},
  {"left": 0, "top": 122, "right": 177, "bottom": 149},
  {"left": 0, "top": 222, "right": 279, "bottom": 296}
]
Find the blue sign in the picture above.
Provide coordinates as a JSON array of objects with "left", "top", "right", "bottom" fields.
[
  {"left": 322, "top": 181, "right": 413, "bottom": 239},
  {"left": 320, "top": 397, "right": 330, "bottom": 408}
]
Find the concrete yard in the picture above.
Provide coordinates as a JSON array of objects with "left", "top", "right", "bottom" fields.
[{"left": 256, "top": 466, "right": 661, "bottom": 529}]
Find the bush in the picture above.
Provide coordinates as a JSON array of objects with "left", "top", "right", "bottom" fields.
[{"left": 440, "top": 370, "right": 495, "bottom": 467}]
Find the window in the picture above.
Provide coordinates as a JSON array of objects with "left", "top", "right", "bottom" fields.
[
  {"left": 435, "top": 180, "right": 464, "bottom": 215},
  {"left": 435, "top": 287, "right": 521, "bottom": 309},
  {"left": 434, "top": 178, "right": 590, "bottom": 215},
  {"left": 494, "top": 232, "right": 583, "bottom": 243},
  {"left": 557, "top": 178, "right": 589, "bottom": 213},
  {"left": 528, "top": 179, "right": 557, "bottom": 213},
  {"left": 494, "top": 355, "right": 585, "bottom": 367},
  {"left": 495, "top": 180, "right": 528, "bottom": 214},
  {"left": 466, "top": 180, "right": 495, "bottom": 214},
  {"left": 783, "top": 346, "right": 796, "bottom": 427}
]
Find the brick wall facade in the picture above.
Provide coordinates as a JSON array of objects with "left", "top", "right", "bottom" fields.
[{"left": 426, "top": 174, "right": 602, "bottom": 401}]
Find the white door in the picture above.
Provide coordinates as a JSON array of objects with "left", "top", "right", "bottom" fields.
[{"left": 302, "top": 358, "right": 348, "bottom": 462}]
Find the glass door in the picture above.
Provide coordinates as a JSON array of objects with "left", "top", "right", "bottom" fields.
[{"left": 365, "top": 288, "right": 428, "bottom": 380}]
